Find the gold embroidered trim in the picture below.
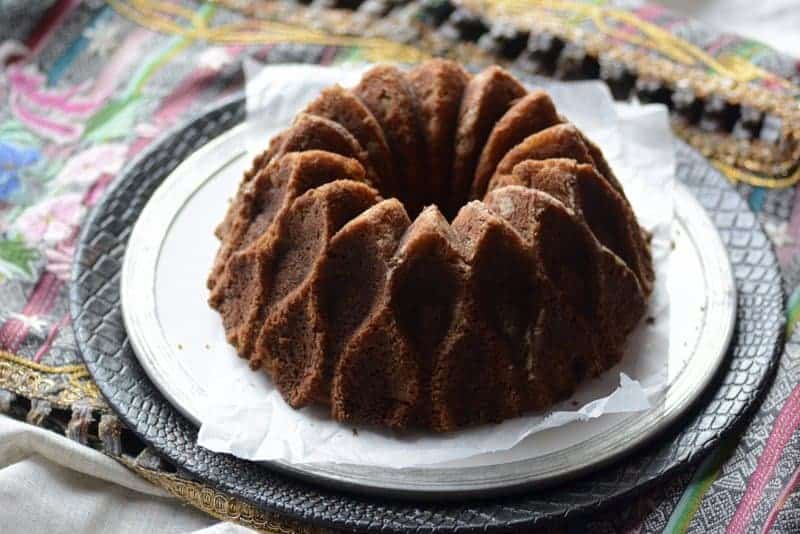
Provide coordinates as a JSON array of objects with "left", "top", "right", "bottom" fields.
[
  {"left": 671, "top": 120, "right": 800, "bottom": 187},
  {"left": 712, "top": 161, "right": 800, "bottom": 189},
  {"left": 0, "top": 351, "right": 104, "bottom": 409},
  {"left": 217, "top": 0, "right": 497, "bottom": 66},
  {"left": 108, "top": 0, "right": 428, "bottom": 62},
  {"left": 223, "top": 0, "right": 800, "bottom": 186},
  {"left": 123, "top": 458, "right": 326, "bottom": 534},
  {"left": 470, "top": 1, "right": 799, "bottom": 114},
  {"left": 109, "top": 0, "right": 800, "bottom": 188},
  {"left": 479, "top": 0, "right": 796, "bottom": 87},
  {"left": 463, "top": 0, "right": 800, "bottom": 185}
]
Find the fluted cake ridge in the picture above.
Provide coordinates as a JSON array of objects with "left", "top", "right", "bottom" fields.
[{"left": 207, "top": 60, "right": 654, "bottom": 431}]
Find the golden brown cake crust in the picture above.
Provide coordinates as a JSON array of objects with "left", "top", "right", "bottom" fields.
[
  {"left": 353, "top": 65, "right": 427, "bottom": 215},
  {"left": 406, "top": 59, "right": 470, "bottom": 210},
  {"left": 499, "top": 158, "right": 654, "bottom": 294},
  {"left": 305, "top": 85, "right": 395, "bottom": 196},
  {"left": 450, "top": 66, "right": 526, "bottom": 215},
  {"left": 207, "top": 151, "right": 367, "bottom": 293},
  {"left": 276, "top": 113, "right": 378, "bottom": 186},
  {"left": 250, "top": 180, "right": 382, "bottom": 393},
  {"left": 215, "top": 133, "right": 286, "bottom": 240},
  {"left": 334, "top": 207, "right": 463, "bottom": 428},
  {"left": 208, "top": 60, "right": 654, "bottom": 432},
  {"left": 471, "top": 91, "right": 561, "bottom": 200},
  {"left": 208, "top": 154, "right": 373, "bottom": 359},
  {"left": 492, "top": 123, "right": 595, "bottom": 180}
]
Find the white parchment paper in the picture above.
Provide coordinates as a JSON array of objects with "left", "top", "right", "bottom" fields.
[{"left": 197, "top": 63, "right": 674, "bottom": 468}]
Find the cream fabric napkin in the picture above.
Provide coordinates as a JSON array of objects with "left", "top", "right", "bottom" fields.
[{"left": 0, "top": 414, "right": 253, "bottom": 534}]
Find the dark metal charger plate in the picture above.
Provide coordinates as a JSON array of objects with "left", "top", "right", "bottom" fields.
[{"left": 70, "top": 95, "right": 784, "bottom": 532}]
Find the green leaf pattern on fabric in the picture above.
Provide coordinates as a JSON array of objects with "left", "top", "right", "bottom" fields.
[
  {"left": 82, "top": 96, "right": 142, "bottom": 142},
  {"left": 0, "top": 236, "right": 39, "bottom": 282}
]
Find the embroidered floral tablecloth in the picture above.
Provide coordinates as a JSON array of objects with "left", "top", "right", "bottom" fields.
[{"left": 2, "top": 1, "right": 800, "bottom": 532}]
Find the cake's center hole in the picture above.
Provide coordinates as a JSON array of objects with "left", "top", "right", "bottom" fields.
[{"left": 390, "top": 183, "right": 473, "bottom": 221}]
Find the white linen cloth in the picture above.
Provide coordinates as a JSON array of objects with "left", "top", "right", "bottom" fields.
[
  {"left": 3, "top": 3, "right": 796, "bottom": 533},
  {"left": 0, "top": 414, "right": 250, "bottom": 534}
]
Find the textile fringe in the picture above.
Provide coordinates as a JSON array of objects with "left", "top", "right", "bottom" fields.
[
  {"left": 26, "top": 398, "right": 51, "bottom": 426},
  {"left": 99, "top": 413, "right": 123, "bottom": 456},
  {"left": 135, "top": 446, "right": 165, "bottom": 471},
  {"left": 66, "top": 399, "right": 95, "bottom": 444}
]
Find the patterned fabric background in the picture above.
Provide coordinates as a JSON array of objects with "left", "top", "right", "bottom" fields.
[{"left": 1, "top": 1, "right": 800, "bottom": 532}]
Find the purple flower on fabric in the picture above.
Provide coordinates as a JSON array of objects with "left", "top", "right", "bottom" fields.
[{"left": 0, "top": 141, "right": 39, "bottom": 200}]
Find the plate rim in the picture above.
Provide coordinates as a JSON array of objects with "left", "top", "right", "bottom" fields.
[{"left": 119, "top": 120, "right": 737, "bottom": 498}]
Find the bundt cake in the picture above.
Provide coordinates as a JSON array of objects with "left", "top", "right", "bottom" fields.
[{"left": 207, "top": 60, "right": 654, "bottom": 432}]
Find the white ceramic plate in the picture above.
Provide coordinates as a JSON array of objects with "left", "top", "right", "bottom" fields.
[{"left": 120, "top": 122, "right": 736, "bottom": 497}]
